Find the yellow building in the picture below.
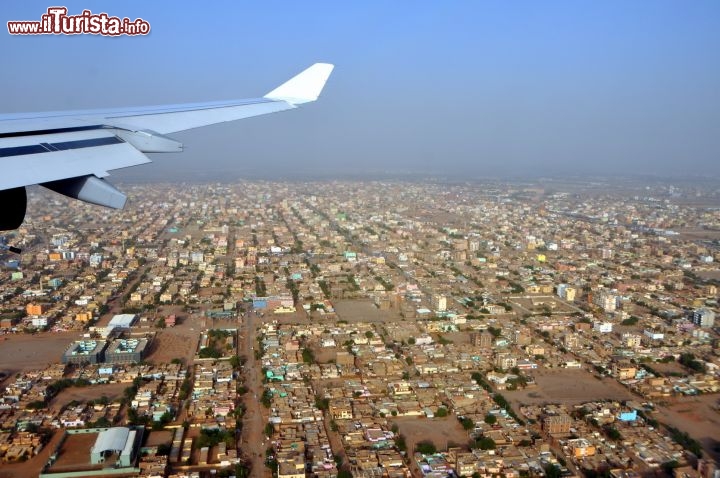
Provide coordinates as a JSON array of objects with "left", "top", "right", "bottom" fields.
[
  {"left": 568, "top": 439, "right": 596, "bottom": 457},
  {"left": 26, "top": 303, "right": 46, "bottom": 316},
  {"left": 75, "top": 312, "right": 92, "bottom": 323}
]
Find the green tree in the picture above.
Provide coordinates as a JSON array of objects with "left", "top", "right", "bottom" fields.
[
  {"left": 544, "top": 464, "right": 562, "bottom": 478},
  {"left": 395, "top": 434, "right": 407, "bottom": 452},
  {"left": 415, "top": 440, "right": 437, "bottom": 454},
  {"left": 474, "top": 436, "right": 496, "bottom": 450}
]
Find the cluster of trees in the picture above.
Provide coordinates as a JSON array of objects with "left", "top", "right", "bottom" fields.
[
  {"left": 374, "top": 275, "right": 394, "bottom": 291},
  {"left": 459, "top": 416, "right": 474, "bottom": 430},
  {"left": 178, "top": 377, "right": 192, "bottom": 401},
  {"left": 199, "top": 347, "right": 222, "bottom": 359},
  {"left": 471, "top": 436, "right": 496, "bottom": 450},
  {"left": 260, "top": 389, "right": 273, "bottom": 408},
  {"left": 667, "top": 425, "right": 703, "bottom": 457},
  {"left": 302, "top": 347, "right": 315, "bottom": 364},
  {"left": 470, "top": 372, "right": 523, "bottom": 424},
  {"left": 286, "top": 278, "right": 300, "bottom": 303},
  {"left": 621, "top": 316, "right": 639, "bottom": 326},
  {"left": 199, "top": 329, "right": 234, "bottom": 359},
  {"left": 254, "top": 276, "right": 267, "bottom": 296},
  {"left": 196, "top": 428, "right": 234, "bottom": 448},
  {"left": 678, "top": 353, "right": 706, "bottom": 373},
  {"left": 318, "top": 280, "right": 331, "bottom": 298}
]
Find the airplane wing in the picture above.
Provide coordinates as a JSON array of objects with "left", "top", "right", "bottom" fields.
[{"left": 0, "top": 63, "right": 334, "bottom": 231}]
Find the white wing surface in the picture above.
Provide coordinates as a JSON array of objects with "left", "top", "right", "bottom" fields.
[{"left": 0, "top": 63, "right": 334, "bottom": 230}]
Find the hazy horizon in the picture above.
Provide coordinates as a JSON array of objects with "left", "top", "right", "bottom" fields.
[{"left": 3, "top": 1, "right": 720, "bottom": 180}]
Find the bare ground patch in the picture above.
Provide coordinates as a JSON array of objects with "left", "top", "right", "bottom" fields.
[
  {"left": 0, "top": 331, "right": 77, "bottom": 381},
  {"left": 334, "top": 300, "right": 403, "bottom": 323},
  {"left": 391, "top": 416, "right": 470, "bottom": 451},
  {"left": 49, "top": 382, "right": 130, "bottom": 413},
  {"left": 47, "top": 432, "right": 102, "bottom": 473},
  {"left": 146, "top": 317, "right": 202, "bottom": 364},
  {"left": 504, "top": 369, "right": 634, "bottom": 406},
  {"left": 659, "top": 395, "right": 720, "bottom": 461}
]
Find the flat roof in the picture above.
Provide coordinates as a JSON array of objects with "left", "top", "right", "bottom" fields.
[
  {"left": 107, "top": 337, "right": 149, "bottom": 355},
  {"left": 92, "top": 427, "right": 130, "bottom": 454},
  {"left": 65, "top": 340, "right": 105, "bottom": 356},
  {"left": 108, "top": 314, "right": 137, "bottom": 328}
]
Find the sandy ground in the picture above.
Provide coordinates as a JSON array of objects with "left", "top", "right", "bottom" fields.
[
  {"left": 697, "top": 270, "right": 720, "bottom": 281},
  {"left": 239, "top": 310, "right": 272, "bottom": 478},
  {"left": 657, "top": 395, "right": 720, "bottom": 461},
  {"left": 333, "top": 300, "right": 403, "bottom": 323},
  {"left": 49, "top": 382, "right": 130, "bottom": 412},
  {"left": 47, "top": 432, "right": 102, "bottom": 472},
  {"left": 391, "top": 416, "right": 471, "bottom": 451},
  {"left": 674, "top": 229, "right": 720, "bottom": 241},
  {"left": 648, "top": 361, "right": 688, "bottom": 376},
  {"left": 0, "top": 330, "right": 78, "bottom": 382},
  {"left": 146, "top": 314, "right": 203, "bottom": 364},
  {"left": 504, "top": 369, "right": 634, "bottom": 405}
]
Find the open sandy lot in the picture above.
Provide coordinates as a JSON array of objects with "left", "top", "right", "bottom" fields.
[
  {"left": 48, "top": 432, "right": 102, "bottom": 472},
  {"left": 658, "top": 395, "right": 720, "bottom": 462},
  {"left": 49, "top": 382, "right": 130, "bottom": 412},
  {"left": 146, "top": 315, "right": 202, "bottom": 364},
  {"left": 504, "top": 369, "right": 634, "bottom": 405},
  {"left": 391, "top": 416, "right": 470, "bottom": 451},
  {"left": 334, "top": 300, "right": 403, "bottom": 323},
  {"left": 0, "top": 331, "right": 77, "bottom": 382}
]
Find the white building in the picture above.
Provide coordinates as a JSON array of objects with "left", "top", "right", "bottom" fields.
[
  {"left": 31, "top": 317, "right": 48, "bottom": 328},
  {"left": 643, "top": 329, "right": 664, "bottom": 341},
  {"left": 593, "top": 321, "right": 613, "bottom": 333},
  {"left": 432, "top": 294, "right": 447, "bottom": 312},
  {"left": 693, "top": 308, "right": 715, "bottom": 328},
  {"left": 594, "top": 291, "right": 617, "bottom": 312}
]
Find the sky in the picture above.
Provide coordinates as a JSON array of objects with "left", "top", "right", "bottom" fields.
[{"left": 2, "top": 1, "right": 720, "bottom": 181}]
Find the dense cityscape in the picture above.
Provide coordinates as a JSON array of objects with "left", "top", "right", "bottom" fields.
[{"left": 0, "top": 179, "right": 719, "bottom": 478}]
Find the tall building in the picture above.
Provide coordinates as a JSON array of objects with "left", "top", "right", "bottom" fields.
[
  {"left": 693, "top": 308, "right": 716, "bottom": 328},
  {"left": 432, "top": 294, "right": 447, "bottom": 312},
  {"left": 593, "top": 290, "right": 617, "bottom": 312},
  {"left": 557, "top": 284, "right": 577, "bottom": 302},
  {"left": 471, "top": 332, "right": 493, "bottom": 349},
  {"left": 543, "top": 414, "right": 572, "bottom": 435}
]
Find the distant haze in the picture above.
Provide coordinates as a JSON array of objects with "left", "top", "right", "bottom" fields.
[{"left": 3, "top": 1, "right": 720, "bottom": 179}]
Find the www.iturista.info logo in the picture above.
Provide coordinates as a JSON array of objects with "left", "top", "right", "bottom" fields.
[{"left": 7, "top": 7, "right": 150, "bottom": 36}]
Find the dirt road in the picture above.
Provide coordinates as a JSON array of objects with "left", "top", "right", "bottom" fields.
[{"left": 240, "top": 311, "right": 270, "bottom": 478}]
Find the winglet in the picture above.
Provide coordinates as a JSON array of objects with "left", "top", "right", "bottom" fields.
[{"left": 264, "top": 63, "right": 334, "bottom": 105}]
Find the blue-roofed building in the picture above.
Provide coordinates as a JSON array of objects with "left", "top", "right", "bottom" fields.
[{"left": 618, "top": 410, "right": 637, "bottom": 422}]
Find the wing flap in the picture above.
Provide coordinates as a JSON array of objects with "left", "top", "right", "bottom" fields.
[{"left": 0, "top": 130, "right": 150, "bottom": 190}]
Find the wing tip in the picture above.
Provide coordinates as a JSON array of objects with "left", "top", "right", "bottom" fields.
[{"left": 264, "top": 63, "right": 335, "bottom": 105}]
